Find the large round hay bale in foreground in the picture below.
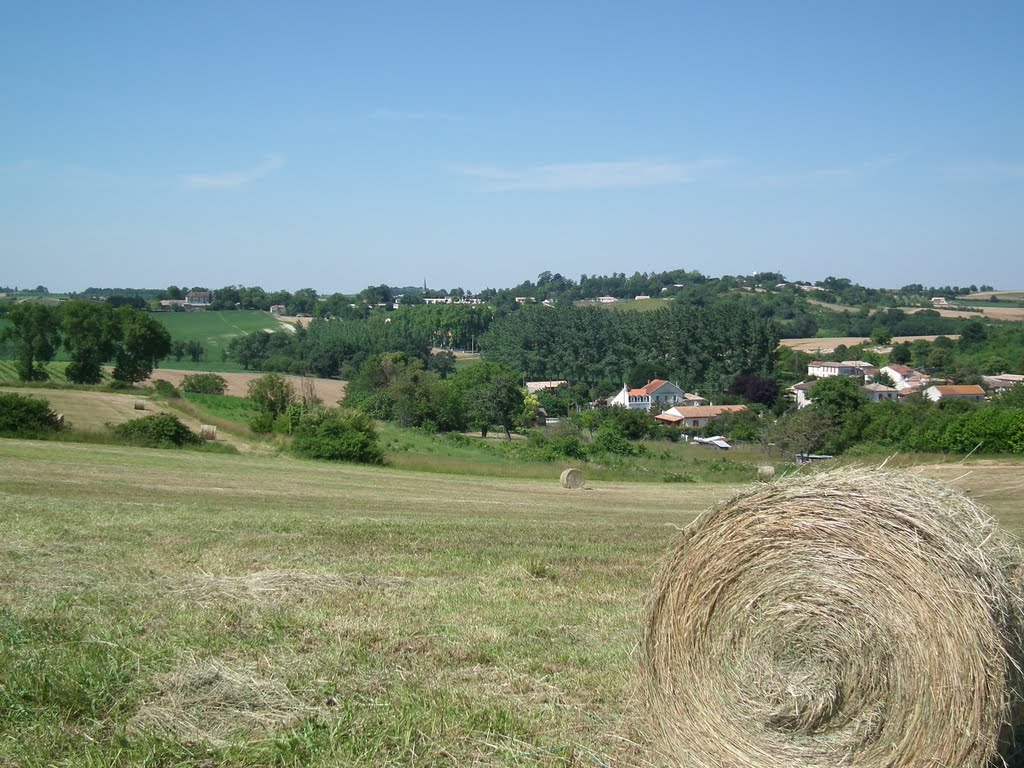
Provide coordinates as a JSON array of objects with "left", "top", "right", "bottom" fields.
[
  {"left": 644, "top": 467, "right": 1024, "bottom": 768},
  {"left": 559, "top": 468, "right": 585, "bottom": 489}
]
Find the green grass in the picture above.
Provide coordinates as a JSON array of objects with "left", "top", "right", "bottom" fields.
[
  {"left": 378, "top": 423, "right": 773, "bottom": 483},
  {"left": 2, "top": 439, "right": 1021, "bottom": 767},
  {"left": 180, "top": 392, "right": 260, "bottom": 426},
  {"left": 152, "top": 310, "right": 287, "bottom": 370},
  {"left": 0, "top": 439, "right": 735, "bottom": 767}
]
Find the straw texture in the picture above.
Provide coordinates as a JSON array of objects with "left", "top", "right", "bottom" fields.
[
  {"left": 560, "top": 468, "right": 585, "bottom": 489},
  {"left": 644, "top": 467, "right": 1024, "bottom": 768}
]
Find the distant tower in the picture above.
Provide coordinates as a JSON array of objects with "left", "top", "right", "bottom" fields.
[{"left": 423, "top": 277, "right": 427, "bottom": 292}]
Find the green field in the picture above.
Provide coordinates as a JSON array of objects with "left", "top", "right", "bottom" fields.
[
  {"left": 152, "top": 310, "right": 288, "bottom": 371},
  {"left": 576, "top": 298, "right": 673, "bottom": 313}
]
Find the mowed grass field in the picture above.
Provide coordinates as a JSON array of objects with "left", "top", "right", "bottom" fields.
[
  {"left": 2, "top": 437, "right": 1024, "bottom": 767},
  {"left": 152, "top": 310, "right": 291, "bottom": 372}
]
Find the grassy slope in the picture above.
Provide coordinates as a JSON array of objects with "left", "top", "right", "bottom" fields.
[{"left": 0, "top": 440, "right": 739, "bottom": 768}]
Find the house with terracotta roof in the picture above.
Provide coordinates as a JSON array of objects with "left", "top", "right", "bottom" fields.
[
  {"left": 924, "top": 384, "right": 986, "bottom": 403},
  {"left": 609, "top": 379, "right": 691, "bottom": 411},
  {"left": 654, "top": 404, "right": 749, "bottom": 429}
]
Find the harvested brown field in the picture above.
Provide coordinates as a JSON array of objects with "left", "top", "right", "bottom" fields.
[
  {"left": 143, "top": 368, "right": 346, "bottom": 404},
  {"left": 645, "top": 467, "right": 1024, "bottom": 768},
  {"left": 779, "top": 334, "right": 960, "bottom": 354},
  {"left": 900, "top": 305, "right": 1024, "bottom": 322}
]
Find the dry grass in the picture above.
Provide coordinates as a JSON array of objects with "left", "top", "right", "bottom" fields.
[
  {"left": 128, "top": 655, "right": 312, "bottom": 746},
  {"left": 644, "top": 466, "right": 1024, "bottom": 768}
]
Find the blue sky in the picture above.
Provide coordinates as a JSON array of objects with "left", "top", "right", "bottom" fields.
[{"left": 2, "top": 1, "right": 1022, "bottom": 293}]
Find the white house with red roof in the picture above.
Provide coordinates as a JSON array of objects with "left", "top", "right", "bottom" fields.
[
  {"left": 654, "top": 404, "right": 749, "bottom": 428},
  {"left": 609, "top": 379, "right": 696, "bottom": 411},
  {"left": 924, "top": 384, "right": 986, "bottom": 403}
]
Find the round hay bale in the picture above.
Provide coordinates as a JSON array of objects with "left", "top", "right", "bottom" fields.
[
  {"left": 644, "top": 467, "right": 1024, "bottom": 768},
  {"left": 133, "top": 400, "right": 146, "bottom": 410},
  {"left": 200, "top": 425, "right": 218, "bottom": 440},
  {"left": 559, "top": 468, "right": 585, "bottom": 489},
  {"left": 756, "top": 464, "right": 776, "bottom": 481}
]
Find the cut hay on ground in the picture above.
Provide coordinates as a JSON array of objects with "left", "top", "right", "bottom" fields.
[
  {"left": 644, "top": 467, "right": 1024, "bottom": 768},
  {"left": 129, "top": 656, "right": 310, "bottom": 746},
  {"left": 170, "top": 568, "right": 407, "bottom": 607},
  {"left": 560, "top": 468, "right": 585, "bottom": 489}
]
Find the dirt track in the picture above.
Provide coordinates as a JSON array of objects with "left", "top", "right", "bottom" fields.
[{"left": 144, "top": 369, "right": 347, "bottom": 404}]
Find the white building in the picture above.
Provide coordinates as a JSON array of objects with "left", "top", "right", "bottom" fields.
[{"left": 609, "top": 379, "right": 690, "bottom": 411}]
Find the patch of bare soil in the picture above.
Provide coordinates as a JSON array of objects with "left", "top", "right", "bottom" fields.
[{"left": 144, "top": 369, "right": 346, "bottom": 405}]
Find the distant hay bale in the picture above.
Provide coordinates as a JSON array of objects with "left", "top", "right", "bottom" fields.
[
  {"left": 133, "top": 400, "right": 146, "bottom": 410},
  {"left": 200, "top": 424, "right": 217, "bottom": 440},
  {"left": 644, "top": 467, "right": 1024, "bottom": 768},
  {"left": 756, "top": 464, "right": 776, "bottom": 481},
  {"left": 559, "top": 468, "right": 585, "bottom": 489}
]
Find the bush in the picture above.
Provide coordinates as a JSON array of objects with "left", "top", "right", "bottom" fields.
[
  {"left": 0, "top": 393, "right": 63, "bottom": 436},
  {"left": 592, "top": 423, "right": 647, "bottom": 457},
  {"left": 111, "top": 413, "right": 201, "bottom": 448},
  {"left": 151, "top": 379, "right": 180, "bottom": 398},
  {"left": 292, "top": 409, "right": 384, "bottom": 464},
  {"left": 249, "top": 411, "right": 275, "bottom": 433},
  {"left": 181, "top": 373, "right": 228, "bottom": 395}
]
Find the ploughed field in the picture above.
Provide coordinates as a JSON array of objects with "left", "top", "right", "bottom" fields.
[{"left": 1, "top": 440, "right": 1022, "bottom": 766}]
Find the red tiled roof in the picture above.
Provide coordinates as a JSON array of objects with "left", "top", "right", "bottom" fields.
[
  {"left": 669, "top": 405, "right": 748, "bottom": 419},
  {"left": 931, "top": 385, "right": 986, "bottom": 396}
]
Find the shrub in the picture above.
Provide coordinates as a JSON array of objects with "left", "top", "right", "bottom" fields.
[
  {"left": 247, "top": 373, "right": 295, "bottom": 417},
  {"left": 0, "top": 393, "right": 63, "bottom": 436},
  {"left": 111, "top": 413, "right": 201, "bottom": 448},
  {"left": 249, "top": 411, "right": 275, "bottom": 434},
  {"left": 292, "top": 409, "right": 384, "bottom": 464},
  {"left": 181, "top": 373, "right": 228, "bottom": 395},
  {"left": 592, "top": 423, "right": 647, "bottom": 457},
  {"left": 151, "top": 379, "right": 180, "bottom": 399}
]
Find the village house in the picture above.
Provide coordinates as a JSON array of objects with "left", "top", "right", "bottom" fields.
[
  {"left": 525, "top": 380, "right": 568, "bottom": 394},
  {"left": 654, "top": 404, "right": 749, "bottom": 429},
  {"left": 924, "top": 384, "right": 986, "bottom": 403},
  {"left": 806, "top": 360, "right": 876, "bottom": 380},
  {"left": 185, "top": 290, "right": 213, "bottom": 308},
  {"left": 860, "top": 382, "right": 899, "bottom": 403},
  {"left": 609, "top": 379, "right": 693, "bottom": 411},
  {"left": 982, "top": 374, "right": 1024, "bottom": 395},
  {"left": 880, "top": 364, "right": 923, "bottom": 390},
  {"left": 789, "top": 381, "right": 815, "bottom": 409}
]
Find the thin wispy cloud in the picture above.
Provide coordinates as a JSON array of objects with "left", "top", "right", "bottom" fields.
[
  {"left": 455, "top": 159, "right": 720, "bottom": 190},
  {"left": 750, "top": 155, "right": 901, "bottom": 188},
  {"left": 180, "top": 153, "right": 285, "bottom": 189}
]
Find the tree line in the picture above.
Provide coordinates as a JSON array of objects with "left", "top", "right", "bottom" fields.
[{"left": 1, "top": 300, "right": 170, "bottom": 384}]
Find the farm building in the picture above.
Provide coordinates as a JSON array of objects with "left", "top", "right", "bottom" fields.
[
  {"left": 806, "top": 360, "right": 876, "bottom": 380},
  {"left": 860, "top": 382, "right": 899, "bottom": 402}
]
